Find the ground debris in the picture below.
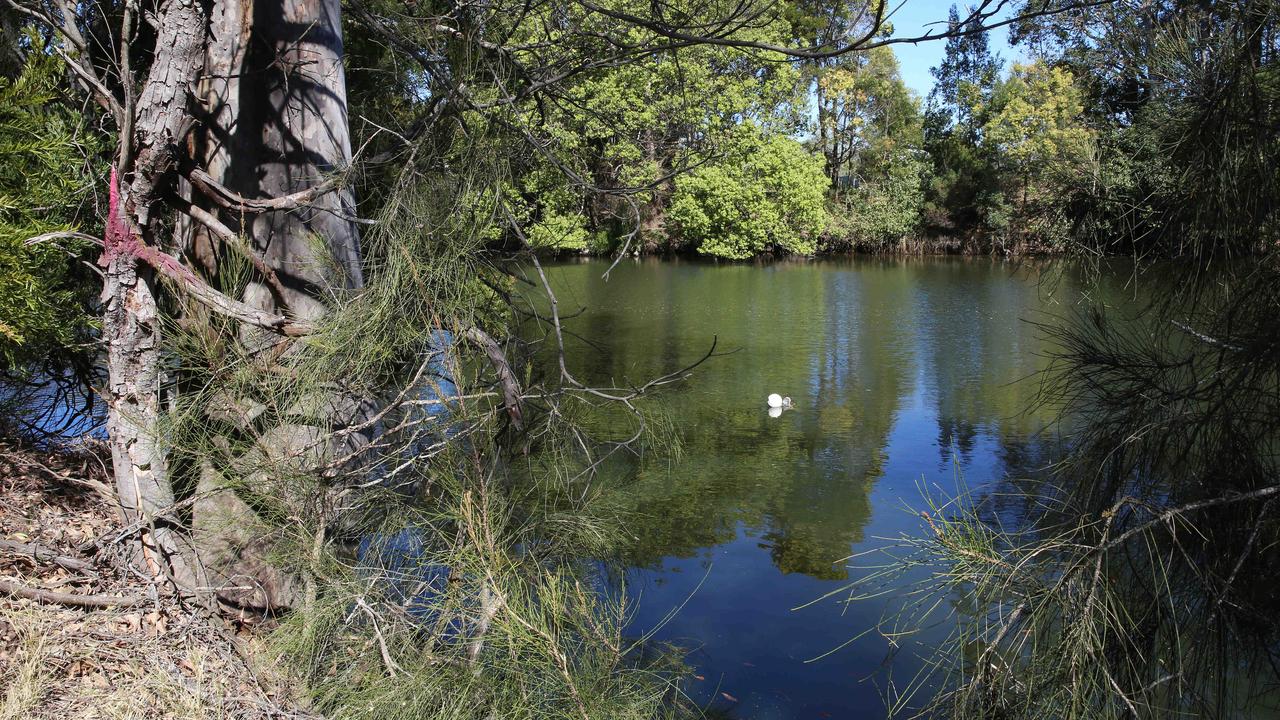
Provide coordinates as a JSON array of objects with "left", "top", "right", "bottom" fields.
[{"left": 0, "top": 439, "right": 319, "bottom": 719}]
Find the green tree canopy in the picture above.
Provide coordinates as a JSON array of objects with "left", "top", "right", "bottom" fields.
[{"left": 668, "top": 125, "right": 830, "bottom": 259}]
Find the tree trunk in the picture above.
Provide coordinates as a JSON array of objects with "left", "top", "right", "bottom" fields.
[
  {"left": 97, "top": 0, "right": 363, "bottom": 603},
  {"left": 199, "top": 0, "right": 363, "bottom": 329},
  {"left": 186, "top": 0, "right": 364, "bottom": 610},
  {"left": 105, "top": 0, "right": 209, "bottom": 590}
]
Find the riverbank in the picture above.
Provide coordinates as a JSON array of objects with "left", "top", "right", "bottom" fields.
[
  {"left": 536, "top": 232, "right": 1070, "bottom": 261},
  {"left": 0, "top": 438, "right": 314, "bottom": 719}
]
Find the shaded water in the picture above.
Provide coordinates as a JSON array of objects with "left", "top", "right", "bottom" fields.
[{"left": 539, "top": 257, "right": 1123, "bottom": 718}]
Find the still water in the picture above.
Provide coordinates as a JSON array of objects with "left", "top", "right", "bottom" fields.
[{"left": 539, "top": 257, "right": 1115, "bottom": 718}]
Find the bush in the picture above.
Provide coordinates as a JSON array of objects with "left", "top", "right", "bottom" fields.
[
  {"left": 668, "top": 126, "right": 829, "bottom": 259},
  {"left": 825, "top": 151, "right": 927, "bottom": 250},
  {"left": 0, "top": 48, "right": 100, "bottom": 376}
]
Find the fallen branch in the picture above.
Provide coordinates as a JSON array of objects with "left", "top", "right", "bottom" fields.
[
  {"left": 0, "top": 449, "right": 115, "bottom": 502},
  {"left": 464, "top": 327, "right": 525, "bottom": 431},
  {"left": 0, "top": 539, "right": 99, "bottom": 577},
  {"left": 0, "top": 578, "right": 143, "bottom": 608}
]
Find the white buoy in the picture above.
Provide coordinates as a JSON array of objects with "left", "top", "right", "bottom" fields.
[{"left": 767, "top": 393, "right": 784, "bottom": 408}]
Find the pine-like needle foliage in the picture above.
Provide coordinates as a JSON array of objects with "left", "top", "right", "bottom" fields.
[
  {"left": 156, "top": 116, "right": 692, "bottom": 718},
  {"left": 0, "top": 41, "right": 103, "bottom": 437}
]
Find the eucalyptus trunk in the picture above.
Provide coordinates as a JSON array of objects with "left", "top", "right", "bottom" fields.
[
  {"left": 193, "top": 0, "right": 362, "bottom": 321},
  {"left": 186, "top": 0, "right": 364, "bottom": 609}
]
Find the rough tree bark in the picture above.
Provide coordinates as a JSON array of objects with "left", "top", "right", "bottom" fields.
[
  {"left": 104, "top": 0, "right": 209, "bottom": 590},
  {"left": 83, "top": 0, "right": 364, "bottom": 603}
]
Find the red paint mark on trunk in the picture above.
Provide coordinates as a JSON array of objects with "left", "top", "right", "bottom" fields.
[
  {"left": 99, "top": 167, "right": 129, "bottom": 267},
  {"left": 98, "top": 167, "right": 199, "bottom": 284}
]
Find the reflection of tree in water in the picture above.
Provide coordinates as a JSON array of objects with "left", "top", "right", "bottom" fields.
[
  {"left": 534, "top": 259, "right": 1088, "bottom": 581},
  {"left": 899, "top": 270, "right": 1280, "bottom": 718},
  {"left": 936, "top": 418, "right": 978, "bottom": 465},
  {"left": 911, "top": 261, "right": 1083, "bottom": 473}
]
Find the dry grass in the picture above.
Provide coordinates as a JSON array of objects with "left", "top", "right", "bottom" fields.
[{"left": 0, "top": 439, "right": 316, "bottom": 720}]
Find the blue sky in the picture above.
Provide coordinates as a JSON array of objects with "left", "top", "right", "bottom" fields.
[{"left": 883, "top": 1, "right": 1025, "bottom": 99}]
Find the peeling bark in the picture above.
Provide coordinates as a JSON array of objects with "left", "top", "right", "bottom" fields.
[{"left": 103, "top": 0, "right": 209, "bottom": 590}]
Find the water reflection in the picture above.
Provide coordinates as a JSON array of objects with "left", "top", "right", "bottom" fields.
[{"left": 535, "top": 257, "right": 1110, "bottom": 717}]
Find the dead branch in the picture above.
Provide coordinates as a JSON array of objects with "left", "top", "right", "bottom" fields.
[
  {"left": 140, "top": 246, "right": 313, "bottom": 336},
  {"left": 174, "top": 200, "right": 292, "bottom": 306},
  {"left": 0, "top": 538, "right": 99, "bottom": 577},
  {"left": 0, "top": 578, "right": 143, "bottom": 608},
  {"left": 464, "top": 327, "right": 525, "bottom": 431},
  {"left": 0, "top": 449, "right": 115, "bottom": 502},
  {"left": 578, "top": 0, "right": 1115, "bottom": 60},
  {"left": 82, "top": 489, "right": 226, "bottom": 553},
  {"left": 186, "top": 167, "right": 340, "bottom": 214},
  {"left": 23, "top": 230, "right": 103, "bottom": 247}
]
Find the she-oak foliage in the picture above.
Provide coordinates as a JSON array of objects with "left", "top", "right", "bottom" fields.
[{"left": 0, "top": 48, "right": 99, "bottom": 374}]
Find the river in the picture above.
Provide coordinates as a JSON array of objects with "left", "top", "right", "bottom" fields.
[{"left": 536, "top": 256, "right": 1124, "bottom": 718}]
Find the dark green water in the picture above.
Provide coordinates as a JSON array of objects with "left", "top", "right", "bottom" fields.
[{"left": 540, "top": 257, "right": 1114, "bottom": 718}]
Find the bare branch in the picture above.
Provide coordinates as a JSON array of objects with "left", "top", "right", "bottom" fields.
[
  {"left": 0, "top": 578, "right": 143, "bottom": 608},
  {"left": 174, "top": 200, "right": 292, "bottom": 305},
  {"left": 24, "top": 230, "right": 103, "bottom": 247},
  {"left": 464, "top": 327, "right": 525, "bottom": 431},
  {"left": 139, "top": 246, "right": 313, "bottom": 336},
  {"left": 186, "top": 167, "right": 341, "bottom": 213},
  {"left": 576, "top": 0, "right": 1113, "bottom": 60},
  {"left": 51, "top": 46, "right": 124, "bottom": 119}
]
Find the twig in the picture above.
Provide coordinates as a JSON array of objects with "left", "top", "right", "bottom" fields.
[
  {"left": 355, "top": 597, "right": 404, "bottom": 677},
  {"left": 23, "top": 230, "right": 103, "bottom": 247},
  {"left": 81, "top": 489, "right": 226, "bottom": 552}
]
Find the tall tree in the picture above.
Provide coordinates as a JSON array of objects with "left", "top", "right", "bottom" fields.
[
  {"left": 921, "top": 4, "right": 1003, "bottom": 242},
  {"left": 925, "top": 4, "right": 1001, "bottom": 144},
  {"left": 8, "top": 0, "right": 361, "bottom": 593}
]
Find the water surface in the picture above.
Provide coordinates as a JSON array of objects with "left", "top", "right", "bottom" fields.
[{"left": 540, "top": 257, "right": 1113, "bottom": 718}]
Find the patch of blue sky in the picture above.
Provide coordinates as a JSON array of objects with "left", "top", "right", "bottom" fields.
[{"left": 885, "top": 0, "right": 1030, "bottom": 100}]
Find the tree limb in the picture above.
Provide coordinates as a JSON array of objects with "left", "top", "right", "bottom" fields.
[
  {"left": 464, "top": 327, "right": 525, "bottom": 431},
  {"left": 186, "top": 167, "right": 340, "bottom": 214},
  {"left": 139, "top": 245, "right": 313, "bottom": 336},
  {"left": 577, "top": 0, "right": 1114, "bottom": 60},
  {"left": 0, "top": 578, "right": 143, "bottom": 608},
  {"left": 174, "top": 200, "right": 292, "bottom": 305}
]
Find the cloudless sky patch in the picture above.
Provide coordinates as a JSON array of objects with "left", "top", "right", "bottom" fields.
[{"left": 884, "top": 1, "right": 1027, "bottom": 100}]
